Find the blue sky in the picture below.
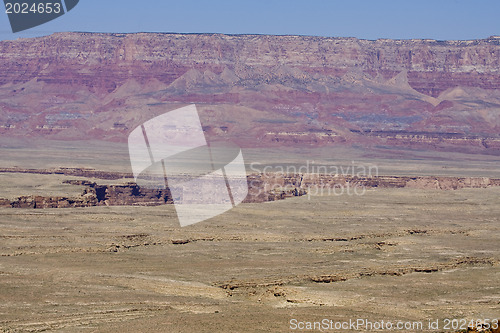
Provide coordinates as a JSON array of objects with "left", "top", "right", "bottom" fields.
[{"left": 0, "top": 0, "right": 499, "bottom": 41}]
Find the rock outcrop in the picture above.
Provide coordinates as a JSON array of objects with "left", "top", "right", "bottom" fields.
[
  {"left": 64, "top": 180, "right": 173, "bottom": 206},
  {"left": 244, "top": 173, "right": 500, "bottom": 202}
]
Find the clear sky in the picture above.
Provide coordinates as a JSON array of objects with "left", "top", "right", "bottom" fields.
[{"left": 0, "top": 0, "right": 499, "bottom": 41}]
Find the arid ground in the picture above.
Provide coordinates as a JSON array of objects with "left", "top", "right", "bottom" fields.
[{"left": 0, "top": 167, "right": 499, "bottom": 332}]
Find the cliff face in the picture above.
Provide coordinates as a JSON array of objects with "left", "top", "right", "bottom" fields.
[
  {"left": 1, "top": 32, "right": 500, "bottom": 154},
  {"left": 1, "top": 173, "right": 499, "bottom": 208},
  {"left": 2, "top": 33, "right": 500, "bottom": 93}
]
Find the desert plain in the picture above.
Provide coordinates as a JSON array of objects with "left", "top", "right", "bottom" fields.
[{"left": 0, "top": 148, "right": 499, "bottom": 332}]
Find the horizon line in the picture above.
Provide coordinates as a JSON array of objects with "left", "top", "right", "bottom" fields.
[{"left": 4, "top": 30, "right": 500, "bottom": 43}]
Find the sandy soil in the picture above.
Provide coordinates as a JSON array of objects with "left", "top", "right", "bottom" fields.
[{"left": 0, "top": 186, "right": 499, "bottom": 332}]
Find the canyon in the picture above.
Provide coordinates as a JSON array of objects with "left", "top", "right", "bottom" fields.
[{"left": 1, "top": 167, "right": 499, "bottom": 209}]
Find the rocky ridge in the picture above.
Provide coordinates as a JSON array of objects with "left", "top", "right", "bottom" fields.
[{"left": 1, "top": 33, "right": 500, "bottom": 155}]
